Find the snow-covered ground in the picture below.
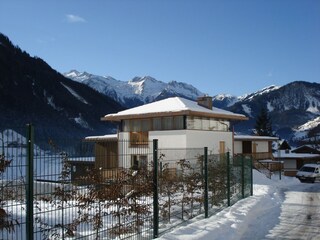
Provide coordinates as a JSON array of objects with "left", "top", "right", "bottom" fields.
[{"left": 158, "top": 170, "right": 320, "bottom": 240}]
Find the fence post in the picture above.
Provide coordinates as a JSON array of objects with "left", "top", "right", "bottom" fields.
[
  {"left": 227, "top": 152, "right": 230, "bottom": 207},
  {"left": 26, "top": 124, "right": 34, "bottom": 240},
  {"left": 153, "top": 139, "right": 159, "bottom": 238},
  {"left": 241, "top": 154, "right": 245, "bottom": 198},
  {"left": 204, "top": 147, "right": 208, "bottom": 218},
  {"left": 250, "top": 156, "right": 253, "bottom": 196}
]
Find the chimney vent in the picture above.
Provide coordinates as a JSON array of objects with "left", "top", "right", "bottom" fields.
[{"left": 197, "top": 96, "right": 213, "bottom": 109}]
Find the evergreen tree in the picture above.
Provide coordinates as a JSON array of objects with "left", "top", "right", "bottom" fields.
[{"left": 254, "top": 107, "right": 273, "bottom": 136}]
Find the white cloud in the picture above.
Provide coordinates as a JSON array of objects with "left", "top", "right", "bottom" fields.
[
  {"left": 267, "top": 70, "right": 273, "bottom": 77},
  {"left": 66, "top": 14, "right": 86, "bottom": 23}
]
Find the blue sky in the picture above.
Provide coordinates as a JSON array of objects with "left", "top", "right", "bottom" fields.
[{"left": 0, "top": 0, "right": 319, "bottom": 96}]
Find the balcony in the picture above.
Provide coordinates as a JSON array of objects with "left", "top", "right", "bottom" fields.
[{"left": 130, "top": 132, "right": 149, "bottom": 147}]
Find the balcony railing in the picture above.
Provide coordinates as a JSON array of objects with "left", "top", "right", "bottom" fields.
[
  {"left": 241, "top": 152, "right": 282, "bottom": 178},
  {"left": 130, "top": 131, "right": 149, "bottom": 146}
]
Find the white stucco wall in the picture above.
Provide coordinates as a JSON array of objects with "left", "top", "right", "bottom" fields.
[
  {"left": 149, "top": 130, "right": 233, "bottom": 154},
  {"left": 118, "top": 132, "right": 152, "bottom": 168},
  {"left": 118, "top": 130, "right": 233, "bottom": 168},
  {"left": 234, "top": 141, "right": 242, "bottom": 154},
  {"left": 149, "top": 130, "right": 187, "bottom": 149},
  {"left": 255, "top": 141, "right": 269, "bottom": 152}
]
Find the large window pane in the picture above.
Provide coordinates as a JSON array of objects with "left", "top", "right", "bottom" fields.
[
  {"left": 141, "top": 119, "right": 150, "bottom": 131},
  {"left": 153, "top": 118, "right": 161, "bottom": 130},
  {"left": 163, "top": 117, "right": 173, "bottom": 130},
  {"left": 174, "top": 116, "right": 184, "bottom": 130},
  {"left": 123, "top": 120, "right": 130, "bottom": 132},
  {"left": 132, "top": 119, "right": 141, "bottom": 131}
]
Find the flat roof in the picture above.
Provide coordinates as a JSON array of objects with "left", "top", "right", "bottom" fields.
[
  {"left": 84, "top": 134, "right": 118, "bottom": 142},
  {"left": 102, "top": 97, "right": 248, "bottom": 121},
  {"left": 273, "top": 150, "right": 320, "bottom": 159},
  {"left": 234, "top": 135, "right": 279, "bottom": 141}
]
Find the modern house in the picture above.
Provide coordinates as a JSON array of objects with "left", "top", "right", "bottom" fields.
[
  {"left": 88, "top": 96, "right": 247, "bottom": 178},
  {"left": 234, "top": 135, "right": 281, "bottom": 177},
  {"left": 234, "top": 135, "right": 279, "bottom": 160},
  {"left": 275, "top": 149, "right": 320, "bottom": 176}
]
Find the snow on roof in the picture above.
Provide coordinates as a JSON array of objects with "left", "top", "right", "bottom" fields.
[
  {"left": 234, "top": 135, "right": 279, "bottom": 141},
  {"left": 84, "top": 134, "right": 117, "bottom": 142},
  {"left": 102, "top": 97, "right": 247, "bottom": 121},
  {"left": 67, "top": 157, "right": 95, "bottom": 162},
  {"left": 292, "top": 144, "right": 320, "bottom": 152},
  {"left": 273, "top": 150, "right": 320, "bottom": 159}
]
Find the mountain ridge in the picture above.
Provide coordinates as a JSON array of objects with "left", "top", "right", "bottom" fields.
[
  {"left": 65, "top": 69, "right": 320, "bottom": 144},
  {"left": 1, "top": 32, "right": 319, "bottom": 147},
  {"left": 64, "top": 70, "right": 205, "bottom": 107},
  {"left": 0, "top": 33, "right": 123, "bottom": 148}
]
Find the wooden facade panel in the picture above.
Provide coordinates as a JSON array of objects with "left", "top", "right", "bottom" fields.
[{"left": 95, "top": 142, "right": 118, "bottom": 169}]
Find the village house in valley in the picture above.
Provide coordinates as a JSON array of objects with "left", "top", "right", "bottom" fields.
[
  {"left": 234, "top": 135, "right": 281, "bottom": 177},
  {"left": 85, "top": 96, "right": 248, "bottom": 180}
]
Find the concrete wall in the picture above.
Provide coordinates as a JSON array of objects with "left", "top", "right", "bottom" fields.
[{"left": 234, "top": 141, "right": 242, "bottom": 154}]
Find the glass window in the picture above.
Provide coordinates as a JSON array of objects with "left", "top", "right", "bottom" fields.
[
  {"left": 163, "top": 117, "right": 173, "bottom": 130},
  {"left": 153, "top": 118, "right": 162, "bottom": 130},
  {"left": 141, "top": 119, "right": 150, "bottom": 131},
  {"left": 130, "top": 132, "right": 148, "bottom": 146},
  {"left": 132, "top": 119, "right": 141, "bottom": 131},
  {"left": 131, "top": 155, "right": 148, "bottom": 170},
  {"left": 123, "top": 120, "right": 130, "bottom": 132},
  {"left": 174, "top": 116, "right": 184, "bottom": 130}
]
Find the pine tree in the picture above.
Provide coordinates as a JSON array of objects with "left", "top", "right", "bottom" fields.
[{"left": 254, "top": 107, "right": 273, "bottom": 136}]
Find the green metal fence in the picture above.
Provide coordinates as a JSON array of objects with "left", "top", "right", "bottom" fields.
[
  {"left": 156, "top": 147, "right": 253, "bottom": 236},
  {"left": 0, "top": 125, "right": 252, "bottom": 240}
]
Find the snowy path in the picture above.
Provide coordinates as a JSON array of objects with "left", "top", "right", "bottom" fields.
[
  {"left": 158, "top": 171, "right": 320, "bottom": 240},
  {"left": 266, "top": 183, "right": 320, "bottom": 240}
]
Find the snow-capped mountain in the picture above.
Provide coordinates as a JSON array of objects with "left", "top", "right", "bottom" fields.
[
  {"left": 212, "top": 94, "right": 243, "bottom": 108},
  {"left": 212, "top": 85, "right": 280, "bottom": 109},
  {"left": 1, "top": 33, "right": 319, "bottom": 148},
  {"left": 293, "top": 116, "right": 320, "bottom": 140},
  {"left": 65, "top": 70, "right": 320, "bottom": 145},
  {"left": 241, "top": 85, "right": 280, "bottom": 102},
  {"left": 226, "top": 81, "right": 320, "bottom": 145},
  {"left": 64, "top": 70, "right": 204, "bottom": 107}
]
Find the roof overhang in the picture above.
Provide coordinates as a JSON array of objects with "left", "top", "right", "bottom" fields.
[
  {"left": 101, "top": 110, "right": 248, "bottom": 122},
  {"left": 84, "top": 134, "right": 118, "bottom": 142},
  {"left": 234, "top": 135, "right": 279, "bottom": 141}
]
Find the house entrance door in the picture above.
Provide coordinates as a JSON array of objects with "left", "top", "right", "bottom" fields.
[{"left": 242, "top": 141, "right": 252, "bottom": 154}]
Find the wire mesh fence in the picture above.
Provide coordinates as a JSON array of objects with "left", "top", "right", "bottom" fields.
[
  {"left": 157, "top": 149, "right": 253, "bottom": 235},
  {"left": 0, "top": 125, "right": 252, "bottom": 240}
]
